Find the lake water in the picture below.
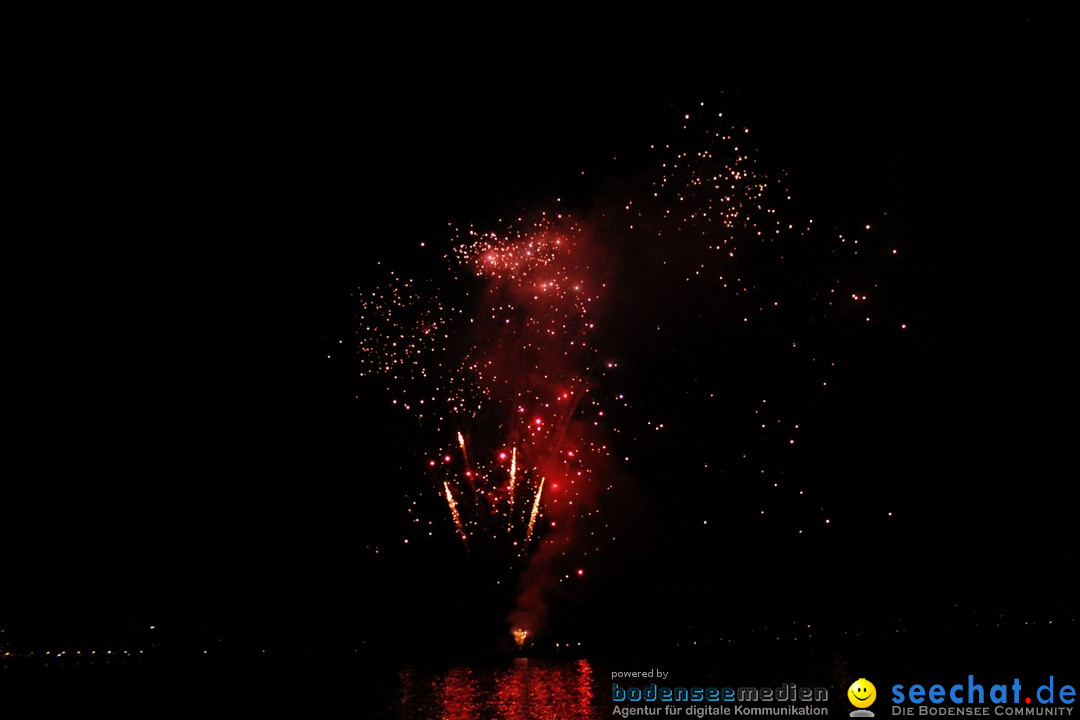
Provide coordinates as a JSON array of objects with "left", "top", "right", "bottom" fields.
[
  {"left": 392, "top": 657, "right": 604, "bottom": 719},
  {"left": 6, "top": 635, "right": 1071, "bottom": 719},
  {"left": 1, "top": 656, "right": 606, "bottom": 719}
]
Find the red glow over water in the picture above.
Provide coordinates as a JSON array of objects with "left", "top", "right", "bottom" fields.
[{"left": 397, "top": 658, "right": 600, "bottom": 719}]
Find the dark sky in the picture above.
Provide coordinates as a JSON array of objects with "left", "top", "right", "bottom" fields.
[{"left": 7, "top": 11, "right": 1077, "bottom": 651}]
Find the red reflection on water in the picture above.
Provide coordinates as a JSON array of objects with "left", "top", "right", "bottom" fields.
[
  {"left": 492, "top": 659, "right": 532, "bottom": 720},
  {"left": 440, "top": 667, "right": 479, "bottom": 720},
  {"left": 576, "top": 659, "right": 595, "bottom": 718},
  {"left": 433, "top": 658, "right": 599, "bottom": 720}
]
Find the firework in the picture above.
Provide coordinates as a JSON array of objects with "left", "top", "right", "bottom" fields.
[
  {"left": 525, "top": 478, "right": 545, "bottom": 547},
  {"left": 362, "top": 214, "right": 611, "bottom": 563},
  {"left": 457, "top": 431, "right": 470, "bottom": 467},
  {"left": 508, "top": 446, "right": 517, "bottom": 532},
  {"left": 512, "top": 628, "right": 529, "bottom": 647},
  {"left": 443, "top": 481, "right": 467, "bottom": 544},
  {"left": 359, "top": 106, "right": 901, "bottom": 643}
]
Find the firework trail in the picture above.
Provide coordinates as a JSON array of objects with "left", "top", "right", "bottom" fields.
[
  {"left": 508, "top": 446, "right": 517, "bottom": 533},
  {"left": 524, "top": 477, "right": 544, "bottom": 547},
  {"left": 456, "top": 431, "right": 469, "bottom": 467},
  {"left": 443, "top": 481, "right": 467, "bottom": 544}
]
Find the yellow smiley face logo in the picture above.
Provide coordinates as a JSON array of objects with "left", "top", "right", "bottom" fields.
[{"left": 848, "top": 679, "right": 877, "bottom": 708}]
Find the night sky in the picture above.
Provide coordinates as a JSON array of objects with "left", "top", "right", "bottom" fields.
[{"left": 8, "top": 11, "right": 1077, "bottom": 656}]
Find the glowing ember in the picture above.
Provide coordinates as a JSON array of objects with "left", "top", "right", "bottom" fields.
[{"left": 512, "top": 627, "right": 529, "bottom": 647}]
